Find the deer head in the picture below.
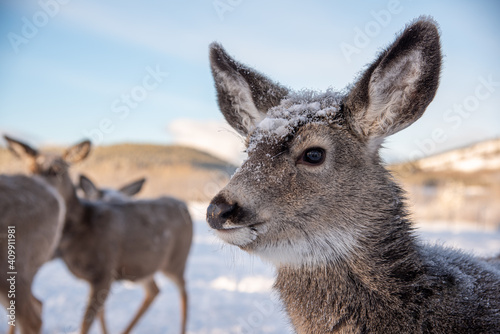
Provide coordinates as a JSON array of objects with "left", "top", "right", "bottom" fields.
[
  {"left": 79, "top": 174, "right": 146, "bottom": 202},
  {"left": 4, "top": 136, "right": 91, "bottom": 202},
  {"left": 206, "top": 18, "right": 441, "bottom": 268}
]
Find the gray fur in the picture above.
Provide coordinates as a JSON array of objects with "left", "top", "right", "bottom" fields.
[
  {"left": 206, "top": 18, "right": 500, "bottom": 333},
  {"left": 209, "top": 42, "right": 289, "bottom": 136},
  {"left": 6, "top": 138, "right": 192, "bottom": 334},
  {"left": 0, "top": 172, "right": 65, "bottom": 334},
  {"left": 79, "top": 174, "right": 146, "bottom": 202}
]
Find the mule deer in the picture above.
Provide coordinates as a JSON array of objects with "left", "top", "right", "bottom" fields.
[
  {"left": 79, "top": 174, "right": 146, "bottom": 202},
  {"left": 206, "top": 18, "right": 500, "bottom": 333},
  {"left": 0, "top": 163, "right": 65, "bottom": 333},
  {"left": 4, "top": 136, "right": 193, "bottom": 334}
]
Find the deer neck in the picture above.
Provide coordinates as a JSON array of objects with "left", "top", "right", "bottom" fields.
[
  {"left": 65, "top": 189, "right": 85, "bottom": 223},
  {"left": 274, "top": 216, "right": 426, "bottom": 333},
  {"left": 52, "top": 172, "right": 85, "bottom": 224}
]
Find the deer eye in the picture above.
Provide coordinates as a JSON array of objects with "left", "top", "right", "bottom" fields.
[{"left": 298, "top": 147, "right": 325, "bottom": 166}]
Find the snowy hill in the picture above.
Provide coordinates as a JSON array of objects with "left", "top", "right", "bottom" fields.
[
  {"left": 410, "top": 138, "right": 500, "bottom": 173},
  {"left": 390, "top": 138, "right": 500, "bottom": 229}
]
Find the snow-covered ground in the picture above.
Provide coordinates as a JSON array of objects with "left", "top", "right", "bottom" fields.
[{"left": 2, "top": 205, "right": 499, "bottom": 334}]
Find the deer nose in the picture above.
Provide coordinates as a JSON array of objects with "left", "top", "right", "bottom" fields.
[{"left": 207, "top": 196, "right": 237, "bottom": 230}]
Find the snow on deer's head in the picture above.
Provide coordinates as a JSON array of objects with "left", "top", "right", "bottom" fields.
[{"left": 207, "top": 18, "right": 441, "bottom": 268}]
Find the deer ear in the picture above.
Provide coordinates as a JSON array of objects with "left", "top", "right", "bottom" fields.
[
  {"left": 79, "top": 174, "right": 99, "bottom": 199},
  {"left": 3, "top": 135, "right": 38, "bottom": 161},
  {"left": 209, "top": 43, "right": 289, "bottom": 136},
  {"left": 344, "top": 18, "right": 441, "bottom": 146},
  {"left": 118, "top": 178, "right": 146, "bottom": 197},
  {"left": 62, "top": 140, "right": 91, "bottom": 164}
]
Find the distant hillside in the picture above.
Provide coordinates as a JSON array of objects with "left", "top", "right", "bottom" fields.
[
  {"left": 401, "top": 138, "right": 500, "bottom": 173},
  {"left": 390, "top": 138, "right": 500, "bottom": 229},
  {"left": 0, "top": 143, "right": 236, "bottom": 202},
  {"left": 1, "top": 140, "right": 499, "bottom": 228}
]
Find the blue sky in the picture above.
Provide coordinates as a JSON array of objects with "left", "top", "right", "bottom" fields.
[{"left": 0, "top": 0, "right": 499, "bottom": 163}]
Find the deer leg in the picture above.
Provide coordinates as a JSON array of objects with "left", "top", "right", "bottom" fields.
[
  {"left": 166, "top": 274, "right": 188, "bottom": 334},
  {"left": 122, "top": 278, "right": 159, "bottom": 334},
  {"left": 98, "top": 308, "right": 108, "bottom": 334},
  {"left": 81, "top": 280, "right": 111, "bottom": 334},
  {"left": 16, "top": 299, "right": 42, "bottom": 334},
  {"left": 15, "top": 290, "right": 42, "bottom": 334},
  {"left": 177, "top": 278, "right": 188, "bottom": 334}
]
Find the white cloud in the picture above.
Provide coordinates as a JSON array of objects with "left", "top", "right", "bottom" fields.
[{"left": 167, "top": 119, "right": 245, "bottom": 165}]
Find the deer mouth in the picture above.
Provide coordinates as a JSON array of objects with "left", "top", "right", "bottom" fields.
[
  {"left": 216, "top": 222, "right": 264, "bottom": 231},
  {"left": 206, "top": 196, "right": 265, "bottom": 246},
  {"left": 212, "top": 221, "right": 264, "bottom": 247}
]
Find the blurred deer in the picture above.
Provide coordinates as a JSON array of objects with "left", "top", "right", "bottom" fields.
[
  {"left": 4, "top": 136, "right": 192, "bottom": 334},
  {"left": 0, "top": 165, "right": 65, "bottom": 334},
  {"left": 206, "top": 18, "right": 500, "bottom": 333},
  {"left": 79, "top": 174, "right": 146, "bottom": 202}
]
